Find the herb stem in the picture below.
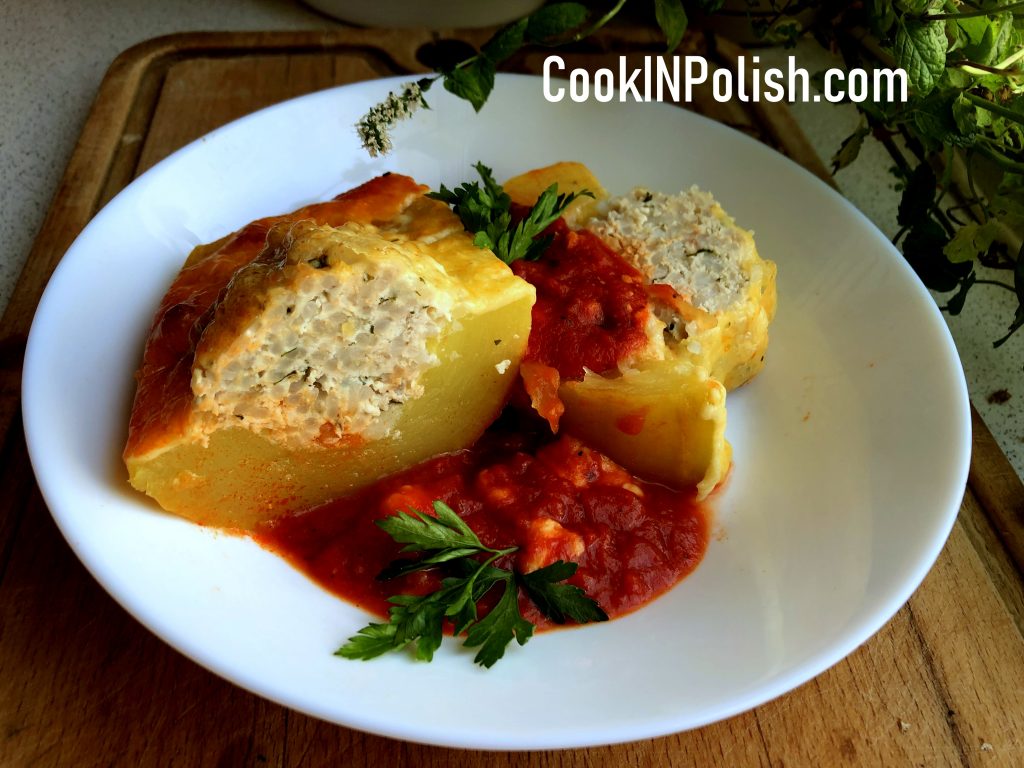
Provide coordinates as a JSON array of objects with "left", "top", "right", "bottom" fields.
[
  {"left": 573, "top": 0, "right": 629, "bottom": 42},
  {"left": 921, "top": 1, "right": 1024, "bottom": 20},
  {"left": 486, "top": 546, "right": 519, "bottom": 559},
  {"left": 465, "top": 550, "right": 512, "bottom": 594},
  {"left": 975, "top": 139, "right": 1024, "bottom": 174},
  {"left": 953, "top": 60, "right": 1024, "bottom": 77},
  {"left": 995, "top": 47, "right": 1024, "bottom": 71},
  {"left": 965, "top": 91, "right": 1024, "bottom": 128}
]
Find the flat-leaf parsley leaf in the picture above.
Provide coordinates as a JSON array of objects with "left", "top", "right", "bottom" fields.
[
  {"left": 336, "top": 501, "right": 607, "bottom": 668},
  {"left": 427, "top": 162, "right": 592, "bottom": 264}
]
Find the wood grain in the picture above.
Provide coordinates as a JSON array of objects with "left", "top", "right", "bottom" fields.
[{"left": 2, "top": 27, "right": 1023, "bottom": 767}]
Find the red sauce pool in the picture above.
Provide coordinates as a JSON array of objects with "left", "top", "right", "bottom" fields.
[{"left": 257, "top": 418, "right": 708, "bottom": 625}]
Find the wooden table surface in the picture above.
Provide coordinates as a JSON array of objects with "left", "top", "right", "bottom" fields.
[{"left": 2, "top": 27, "right": 1023, "bottom": 767}]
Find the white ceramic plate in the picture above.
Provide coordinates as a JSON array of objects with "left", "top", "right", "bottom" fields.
[{"left": 23, "top": 75, "right": 970, "bottom": 749}]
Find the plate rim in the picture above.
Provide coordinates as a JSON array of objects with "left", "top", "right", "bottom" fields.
[{"left": 21, "top": 73, "right": 972, "bottom": 750}]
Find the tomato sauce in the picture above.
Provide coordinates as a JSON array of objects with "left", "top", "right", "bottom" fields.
[
  {"left": 257, "top": 415, "right": 708, "bottom": 625},
  {"left": 511, "top": 215, "right": 651, "bottom": 381}
]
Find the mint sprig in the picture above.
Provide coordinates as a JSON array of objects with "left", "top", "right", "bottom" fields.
[
  {"left": 355, "top": 1, "right": 686, "bottom": 151},
  {"left": 811, "top": 0, "right": 1024, "bottom": 348}
]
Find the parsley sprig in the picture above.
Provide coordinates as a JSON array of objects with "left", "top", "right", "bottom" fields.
[
  {"left": 427, "top": 162, "right": 593, "bottom": 264},
  {"left": 336, "top": 500, "right": 607, "bottom": 668}
]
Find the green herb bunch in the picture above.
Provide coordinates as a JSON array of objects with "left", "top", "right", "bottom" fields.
[
  {"left": 427, "top": 162, "right": 592, "bottom": 263},
  {"left": 337, "top": 501, "right": 607, "bottom": 668},
  {"left": 795, "top": 0, "right": 1024, "bottom": 347}
]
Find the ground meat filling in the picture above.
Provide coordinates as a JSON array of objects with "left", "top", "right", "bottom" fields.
[
  {"left": 190, "top": 220, "right": 454, "bottom": 445},
  {"left": 590, "top": 186, "right": 752, "bottom": 315}
]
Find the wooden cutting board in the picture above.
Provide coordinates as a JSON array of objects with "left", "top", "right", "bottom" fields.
[{"left": 2, "top": 27, "right": 1023, "bottom": 767}]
